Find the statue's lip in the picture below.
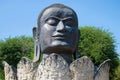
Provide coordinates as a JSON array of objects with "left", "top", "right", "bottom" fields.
[
  {"left": 52, "top": 35, "right": 66, "bottom": 40},
  {"left": 52, "top": 35, "right": 66, "bottom": 37}
]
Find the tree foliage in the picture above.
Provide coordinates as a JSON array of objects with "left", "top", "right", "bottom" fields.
[
  {"left": 0, "top": 36, "right": 34, "bottom": 80},
  {"left": 78, "top": 26, "right": 119, "bottom": 80},
  {"left": 114, "top": 61, "right": 120, "bottom": 80},
  {"left": 0, "top": 36, "right": 34, "bottom": 66}
]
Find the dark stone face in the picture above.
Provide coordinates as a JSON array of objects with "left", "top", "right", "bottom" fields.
[{"left": 39, "top": 7, "right": 79, "bottom": 54}]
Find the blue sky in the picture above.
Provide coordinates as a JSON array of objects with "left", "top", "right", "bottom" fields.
[{"left": 0, "top": 0, "right": 120, "bottom": 57}]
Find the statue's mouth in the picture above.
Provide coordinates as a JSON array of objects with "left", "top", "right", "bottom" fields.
[{"left": 52, "top": 35, "right": 66, "bottom": 40}]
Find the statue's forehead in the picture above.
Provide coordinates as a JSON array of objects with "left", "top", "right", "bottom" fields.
[{"left": 41, "top": 7, "right": 75, "bottom": 20}]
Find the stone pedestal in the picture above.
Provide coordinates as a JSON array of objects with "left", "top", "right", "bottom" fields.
[{"left": 3, "top": 54, "right": 110, "bottom": 80}]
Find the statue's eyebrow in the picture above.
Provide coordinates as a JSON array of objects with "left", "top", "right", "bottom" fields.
[
  {"left": 62, "top": 17, "right": 73, "bottom": 21},
  {"left": 45, "top": 16, "right": 74, "bottom": 21},
  {"left": 45, "top": 16, "right": 60, "bottom": 21}
]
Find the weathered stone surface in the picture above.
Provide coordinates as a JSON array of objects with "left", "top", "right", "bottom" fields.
[
  {"left": 3, "top": 55, "right": 110, "bottom": 80},
  {"left": 34, "top": 53, "right": 71, "bottom": 80},
  {"left": 17, "top": 57, "right": 36, "bottom": 80},
  {"left": 94, "top": 59, "right": 111, "bottom": 80},
  {"left": 70, "top": 56, "right": 94, "bottom": 80},
  {"left": 3, "top": 61, "right": 17, "bottom": 80}
]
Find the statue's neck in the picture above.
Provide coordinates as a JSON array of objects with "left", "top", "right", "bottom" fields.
[{"left": 42, "top": 53, "right": 72, "bottom": 64}]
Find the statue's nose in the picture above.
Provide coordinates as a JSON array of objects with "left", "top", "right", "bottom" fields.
[{"left": 56, "top": 21, "right": 66, "bottom": 32}]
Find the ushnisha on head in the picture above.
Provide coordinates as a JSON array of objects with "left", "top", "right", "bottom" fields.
[{"left": 33, "top": 4, "right": 80, "bottom": 63}]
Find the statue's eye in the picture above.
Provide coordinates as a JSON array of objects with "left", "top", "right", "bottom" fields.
[
  {"left": 46, "top": 18, "right": 59, "bottom": 26},
  {"left": 64, "top": 18, "right": 76, "bottom": 27}
]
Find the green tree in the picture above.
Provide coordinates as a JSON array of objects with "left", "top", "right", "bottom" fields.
[
  {"left": 0, "top": 36, "right": 34, "bottom": 80},
  {"left": 114, "top": 61, "right": 120, "bottom": 80},
  {"left": 78, "top": 26, "right": 119, "bottom": 80}
]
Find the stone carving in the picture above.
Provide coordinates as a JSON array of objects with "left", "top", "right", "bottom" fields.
[
  {"left": 3, "top": 54, "right": 110, "bottom": 80},
  {"left": 94, "top": 59, "right": 110, "bottom": 80},
  {"left": 33, "top": 3, "right": 80, "bottom": 63},
  {"left": 3, "top": 61, "right": 17, "bottom": 80},
  {"left": 3, "top": 3, "right": 110, "bottom": 80},
  {"left": 70, "top": 56, "right": 94, "bottom": 80},
  {"left": 17, "top": 58, "right": 36, "bottom": 80},
  {"left": 34, "top": 53, "right": 71, "bottom": 80}
]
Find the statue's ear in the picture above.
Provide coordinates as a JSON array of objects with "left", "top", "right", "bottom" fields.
[
  {"left": 73, "top": 50, "right": 79, "bottom": 60},
  {"left": 73, "top": 29, "right": 80, "bottom": 60},
  {"left": 32, "top": 27, "right": 40, "bottom": 62},
  {"left": 33, "top": 27, "right": 37, "bottom": 40},
  {"left": 78, "top": 29, "right": 80, "bottom": 42}
]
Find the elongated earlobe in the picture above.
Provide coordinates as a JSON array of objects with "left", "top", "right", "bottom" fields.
[
  {"left": 73, "top": 29, "right": 80, "bottom": 60},
  {"left": 78, "top": 29, "right": 80, "bottom": 41},
  {"left": 33, "top": 40, "right": 40, "bottom": 62},
  {"left": 33, "top": 27, "right": 40, "bottom": 62},
  {"left": 73, "top": 50, "right": 79, "bottom": 60}
]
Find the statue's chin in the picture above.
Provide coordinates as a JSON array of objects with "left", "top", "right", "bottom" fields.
[
  {"left": 42, "top": 44, "right": 73, "bottom": 54},
  {"left": 41, "top": 40, "right": 75, "bottom": 54}
]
